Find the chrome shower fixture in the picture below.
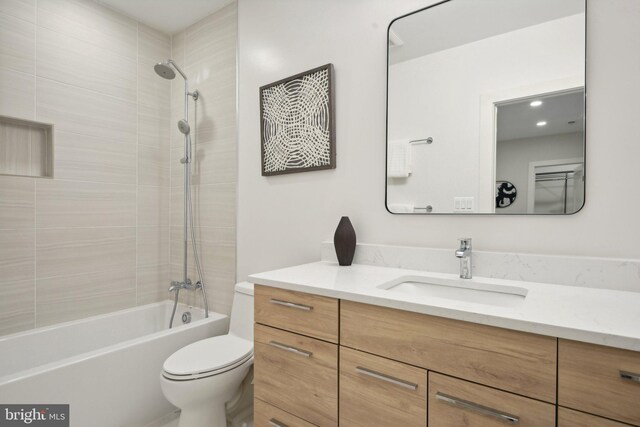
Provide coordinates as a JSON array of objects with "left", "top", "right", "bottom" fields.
[
  {"left": 178, "top": 119, "right": 190, "bottom": 135},
  {"left": 153, "top": 62, "right": 176, "bottom": 79},
  {"left": 154, "top": 58, "right": 208, "bottom": 328},
  {"left": 154, "top": 59, "right": 199, "bottom": 100}
]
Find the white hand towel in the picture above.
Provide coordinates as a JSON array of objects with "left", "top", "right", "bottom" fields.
[
  {"left": 387, "top": 139, "right": 411, "bottom": 178},
  {"left": 389, "top": 203, "right": 414, "bottom": 213}
]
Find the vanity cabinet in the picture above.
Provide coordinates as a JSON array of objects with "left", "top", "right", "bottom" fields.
[
  {"left": 559, "top": 339, "right": 640, "bottom": 426},
  {"left": 341, "top": 300, "right": 557, "bottom": 403},
  {"left": 429, "top": 372, "right": 555, "bottom": 426},
  {"left": 254, "top": 323, "right": 338, "bottom": 426},
  {"left": 254, "top": 399, "right": 316, "bottom": 427},
  {"left": 340, "top": 346, "right": 427, "bottom": 426},
  {"left": 254, "top": 286, "right": 339, "bottom": 426},
  {"left": 254, "top": 285, "right": 339, "bottom": 343},
  {"left": 558, "top": 407, "right": 632, "bottom": 427},
  {"left": 254, "top": 285, "right": 640, "bottom": 426}
]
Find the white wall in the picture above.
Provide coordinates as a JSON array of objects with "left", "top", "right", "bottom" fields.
[
  {"left": 237, "top": 0, "right": 640, "bottom": 281},
  {"left": 387, "top": 14, "right": 585, "bottom": 213}
]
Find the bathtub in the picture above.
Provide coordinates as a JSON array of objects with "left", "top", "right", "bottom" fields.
[{"left": 0, "top": 301, "right": 229, "bottom": 427}]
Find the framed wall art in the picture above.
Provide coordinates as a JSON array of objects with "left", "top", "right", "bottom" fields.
[{"left": 260, "top": 63, "right": 335, "bottom": 176}]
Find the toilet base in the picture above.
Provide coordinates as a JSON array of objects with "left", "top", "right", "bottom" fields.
[{"left": 178, "top": 402, "right": 226, "bottom": 427}]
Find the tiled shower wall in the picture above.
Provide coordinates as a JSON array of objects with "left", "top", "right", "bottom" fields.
[
  {"left": 170, "top": 3, "right": 237, "bottom": 315},
  {"left": 0, "top": 0, "right": 173, "bottom": 335},
  {"left": 0, "top": 0, "right": 237, "bottom": 336}
]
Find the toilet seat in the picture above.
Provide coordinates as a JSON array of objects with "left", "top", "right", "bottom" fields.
[{"left": 162, "top": 334, "right": 253, "bottom": 381}]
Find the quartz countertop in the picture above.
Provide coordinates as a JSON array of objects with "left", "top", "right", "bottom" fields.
[{"left": 248, "top": 261, "right": 640, "bottom": 351}]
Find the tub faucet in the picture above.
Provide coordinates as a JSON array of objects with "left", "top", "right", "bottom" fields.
[
  {"left": 169, "top": 279, "right": 201, "bottom": 292},
  {"left": 455, "top": 238, "right": 472, "bottom": 279}
]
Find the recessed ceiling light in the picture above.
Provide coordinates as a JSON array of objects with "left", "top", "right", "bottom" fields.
[
  {"left": 530, "top": 100, "right": 543, "bottom": 107},
  {"left": 537, "top": 121, "right": 547, "bottom": 127}
]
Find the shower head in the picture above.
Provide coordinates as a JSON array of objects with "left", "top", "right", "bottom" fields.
[
  {"left": 178, "top": 119, "right": 190, "bottom": 135},
  {"left": 154, "top": 62, "right": 175, "bottom": 79},
  {"left": 154, "top": 59, "right": 188, "bottom": 81}
]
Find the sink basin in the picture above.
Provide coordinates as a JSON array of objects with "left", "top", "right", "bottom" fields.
[{"left": 378, "top": 275, "right": 527, "bottom": 307}]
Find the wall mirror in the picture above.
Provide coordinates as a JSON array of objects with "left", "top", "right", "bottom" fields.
[{"left": 386, "top": 0, "right": 586, "bottom": 215}]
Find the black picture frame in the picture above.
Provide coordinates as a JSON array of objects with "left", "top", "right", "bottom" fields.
[{"left": 260, "top": 63, "right": 336, "bottom": 176}]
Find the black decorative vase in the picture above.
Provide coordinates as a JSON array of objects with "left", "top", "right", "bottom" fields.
[{"left": 334, "top": 216, "right": 356, "bottom": 266}]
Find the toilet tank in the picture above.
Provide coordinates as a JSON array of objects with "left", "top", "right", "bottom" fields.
[{"left": 229, "top": 282, "right": 254, "bottom": 341}]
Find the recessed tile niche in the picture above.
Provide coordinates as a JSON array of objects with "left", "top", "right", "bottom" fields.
[{"left": 0, "top": 116, "right": 53, "bottom": 178}]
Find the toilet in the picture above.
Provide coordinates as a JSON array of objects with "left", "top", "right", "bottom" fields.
[{"left": 161, "top": 282, "right": 254, "bottom": 427}]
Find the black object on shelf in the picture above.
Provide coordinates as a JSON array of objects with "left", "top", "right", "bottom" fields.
[{"left": 334, "top": 216, "right": 356, "bottom": 266}]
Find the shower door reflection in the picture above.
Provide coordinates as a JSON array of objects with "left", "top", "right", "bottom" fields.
[{"left": 530, "top": 163, "right": 584, "bottom": 214}]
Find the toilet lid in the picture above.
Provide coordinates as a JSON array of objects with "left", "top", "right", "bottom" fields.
[{"left": 163, "top": 334, "right": 253, "bottom": 377}]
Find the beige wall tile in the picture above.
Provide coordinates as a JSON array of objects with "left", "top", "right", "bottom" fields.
[
  {"left": 173, "top": 184, "right": 242, "bottom": 229},
  {"left": 138, "top": 144, "right": 169, "bottom": 187},
  {"left": 36, "top": 180, "right": 135, "bottom": 228},
  {"left": 193, "top": 229, "right": 235, "bottom": 278},
  {"left": 138, "top": 185, "right": 170, "bottom": 226},
  {"left": 0, "top": 0, "right": 35, "bottom": 23},
  {"left": 138, "top": 103, "right": 170, "bottom": 148},
  {"left": 37, "top": 26, "right": 137, "bottom": 102},
  {"left": 169, "top": 225, "right": 235, "bottom": 314},
  {"left": 201, "top": 275, "right": 234, "bottom": 315},
  {"left": 176, "top": 274, "right": 234, "bottom": 315},
  {"left": 36, "top": 227, "right": 135, "bottom": 278},
  {"left": 171, "top": 144, "right": 236, "bottom": 187},
  {"left": 0, "top": 175, "right": 34, "bottom": 228},
  {"left": 0, "top": 229, "right": 34, "bottom": 283},
  {"left": 170, "top": 226, "right": 234, "bottom": 266},
  {"left": 29, "top": 127, "right": 51, "bottom": 177},
  {"left": 138, "top": 60, "right": 171, "bottom": 107},
  {"left": 185, "top": 2, "right": 236, "bottom": 66},
  {"left": 193, "top": 145, "right": 237, "bottom": 185},
  {"left": 138, "top": 23, "right": 170, "bottom": 62},
  {"left": 0, "top": 279, "right": 34, "bottom": 335},
  {"left": 137, "top": 226, "right": 170, "bottom": 267},
  {"left": 170, "top": 31, "right": 186, "bottom": 65},
  {"left": 36, "top": 266, "right": 136, "bottom": 326},
  {"left": 0, "top": 13, "right": 35, "bottom": 74},
  {"left": 0, "top": 68, "right": 34, "bottom": 119},
  {"left": 196, "top": 124, "right": 236, "bottom": 147},
  {"left": 37, "top": 0, "right": 137, "bottom": 59},
  {"left": 0, "top": 0, "right": 237, "bottom": 332},
  {"left": 54, "top": 131, "right": 136, "bottom": 184},
  {"left": 36, "top": 78, "right": 136, "bottom": 144},
  {"left": 137, "top": 264, "right": 170, "bottom": 305},
  {"left": 0, "top": 121, "right": 31, "bottom": 175}
]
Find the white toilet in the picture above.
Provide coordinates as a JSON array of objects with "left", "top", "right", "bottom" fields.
[{"left": 161, "top": 282, "right": 254, "bottom": 427}]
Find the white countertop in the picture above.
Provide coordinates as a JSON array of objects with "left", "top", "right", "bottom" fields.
[{"left": 249, "top": 261, "right": 640, "bottom": 352}]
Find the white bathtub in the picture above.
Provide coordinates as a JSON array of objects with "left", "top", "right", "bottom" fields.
[{"left": 0, "top": 301, "right": 229, "bottom": 427}]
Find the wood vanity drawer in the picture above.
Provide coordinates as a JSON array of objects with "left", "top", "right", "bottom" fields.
[
  {"left": 559, "top": 339, "right": 640, "bottom": 426},
  {"left": 429, "top": 372, "right": 555, "bottom": 426},
  {"left": 254, "top": 324, "right": 338, "bottom": 426},
  {"left": 558, "top": 407, "right": 632, "bottom": 427},
  {"left": 255, "top": 285, "right": 339, "bottom": 343},
  {"left": 254, "top": 399, "right": 316, "bottom": 427},
  {"left": 340, "top": 300, "right": 557, "bottom": 402},
  {"left": 339, "top": 346, "right": 427, "bottom": 426}
]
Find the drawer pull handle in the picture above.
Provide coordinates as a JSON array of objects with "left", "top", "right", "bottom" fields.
[
  {"left": 270, "top": 298, "right": 313, "bottom": 311},
  {"left": 268, "top": 419, "right": 288, "bottom": 427},
  {"left": 268, "top": 341, "right": 313, "bottom": 358},
  {"left": 355, "top": 366, "right": 418, "bottom": 391},
  {"left": 620, "top": 370, "right": 640, "bottom": 383},
  {"left": 436, "top": 392, "right": 519, "bottom": 424}
]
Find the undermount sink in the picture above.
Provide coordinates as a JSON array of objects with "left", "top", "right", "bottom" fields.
[{"left": 378, "top": 275, "right": 528, "bottom": 307}]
